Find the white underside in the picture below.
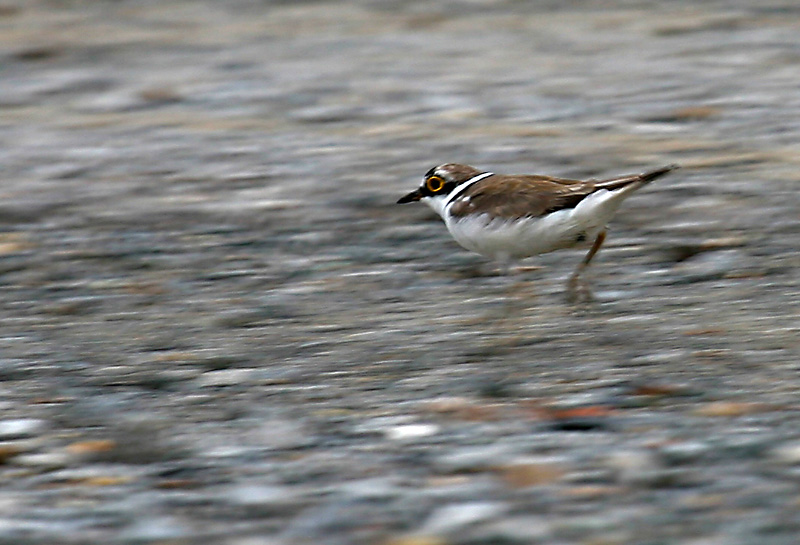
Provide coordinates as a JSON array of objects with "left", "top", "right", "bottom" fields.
[{"left": 424, "top": 185, "right": 639, "bottom": 261}]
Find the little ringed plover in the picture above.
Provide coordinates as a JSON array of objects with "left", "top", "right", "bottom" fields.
[{"left": 397, "top": 162, "right": 678, "bottom": 295}]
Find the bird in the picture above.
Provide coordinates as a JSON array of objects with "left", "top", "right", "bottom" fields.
[{"left": 397, "top": 162, "right": 678, "bottom": 298}]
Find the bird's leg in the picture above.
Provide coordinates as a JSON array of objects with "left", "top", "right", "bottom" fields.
[
  {"left": 496, "top": 255, "right": 542, "bottom": 303},
  {"left": 495, "top": 255, "right": 513, "bottom": 276},
  {"left": 567, "top": 229, "right": 606, "bottom": 302}
]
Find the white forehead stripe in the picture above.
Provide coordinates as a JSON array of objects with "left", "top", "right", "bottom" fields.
[{"left": 444, "top": 172, "right": 494, "bottom": 209}]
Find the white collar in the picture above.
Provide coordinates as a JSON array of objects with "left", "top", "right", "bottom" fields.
[{"left": 444, "top": 172, "right": 494, "bottom": 208}]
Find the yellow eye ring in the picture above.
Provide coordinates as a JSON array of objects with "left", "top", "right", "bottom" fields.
[{"left": 426, "top": 175, "right": 445, "bottom": 193}]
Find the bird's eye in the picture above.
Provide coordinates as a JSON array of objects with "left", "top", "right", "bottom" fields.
[{"left": 426, "top": 176, "right": 445, "bottom": 193}]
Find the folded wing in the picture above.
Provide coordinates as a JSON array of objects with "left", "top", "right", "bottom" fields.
[{"left": 449, "top": 165, "right": 677, "bottom": 221}]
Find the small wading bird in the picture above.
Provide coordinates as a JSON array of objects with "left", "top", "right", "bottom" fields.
[{"left": 397, "top": 162, "right": 678, "bottom": 300}]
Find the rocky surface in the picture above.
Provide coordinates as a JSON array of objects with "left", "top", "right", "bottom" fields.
[{"left": 1, "top": 1, "right": 800, "bottom": 544}]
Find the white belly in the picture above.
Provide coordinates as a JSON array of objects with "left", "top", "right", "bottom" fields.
[
  {"left": 441, "top": 188, "right": 625, "bottom": 261},
  {"left": 444, "top": 210, "right": 590, "bottom": 260}
]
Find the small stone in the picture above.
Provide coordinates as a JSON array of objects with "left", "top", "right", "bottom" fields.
[
  {"left": 120, "top": 516, "right": 191, "bottom": 544},
  {"left": 658, "top": 441, "right": 711, "bottom": 465},
  {"left": 202, "top": 445, "right": 254, "bottom": 459},
  {"left": 473, "top": 516, "right": 552, "bottom": 544},
  {"left": 138, "top": 86, "right": 183, "bottom": 105},
  {"left": 385, "top": 424, "right": 440, "bottom": 441},
  {"left": 225, "top": 539, "right": 288, "bottom": 545},
  {"left": 772, "top": 442, "right": 800, "bottom": 464},
  {"left": 0, "top": 444, "right": 24, "bottom": 464},
  {"left": 226, "top": 485, "right": 303, "bottom": 515},
  {"left": 66, "top": 439, "right": 117, "bottom": 455},
  {"left": 629, "top": 382, "right": 695, "bottom": 398},
  {"left": 420, "top": 396, "right": 476, "bottom": 414},
  {"left": 500, "top": 457, "right": 567, "bottom": 488},
  {"left": 435, "top": 445, "right": 516, "bottom": 473},
  {"left": 559, "top": 485, "right": 622, "bottom": 500},
  {"left": 155, "top": 479, "right": 200, "bottom": 490},
  {"left": 680, "top": 493, "right": 726, "bottom": 510},
  {"left": 605, "top": 449, "right": 663, "bottom": 485},
  {"left": 693, "top": 401, "right": 767, "bottom": 417},
  {"left": 291, "top": 104, "right": 364, "bottom": 123},
  {"left": 385, "top": 537, "right": 446, "bottom": 545},
  {"left": 36, "top": 465, "right": 140, "bottom": 487},
  {"left": 352, "top": 416, "right": 417, "bottom": 437},
  {"left": 716, "top": 432, "right": 773, "bottom": 458},
  {"left": 252, "top": 418, "right": 312, "bottom": 450},
  {"left": 12, "top": 452, "right": 71, "bottom": 470},
  {"left": 82, "top": 475, "right": 134, "bottom": 487},
  {"left": 662, "top": 105, "right": 721, "bottom": 121},
  {"left": 337, "top": 477, "right": 400, "bottom": 500},
  {"left": 76, "top": 90, "right": 143, "bottom": 113},
  {"left": 551, "top": 513, "right": 627, "bottom": 540},
  {"left": 213, "top": 309, "right": 273, "bottom": 328},
  {"left": 671, "top": 249, "right": 746, "bottom": 283},
  {"left": 99, "top": 417, "right": 184, "bottom": 464},
  {"left": 421, "top": 501, "right": 507, "bottom": 535},
  {"left": 0, "top": 241, "right": 29, "bottom": 254},
  {"left": 0, "top": 418, "right": 47, "bottom": 439},
  {"left": 195, "top": 369, "right": 258, "bottom": 387},
  {"left": 420, "top": 396, "right": 499, "bottom": 421},
  {"left": 660, "top": 236, "right": 748, "bottom": 262}
]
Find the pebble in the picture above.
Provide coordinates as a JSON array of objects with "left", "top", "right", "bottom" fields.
[
  {"left": 76, "top": 90, "right": 152, "bottom": 113},
  {"left": 0, "top": 419, "right": 47, "bottom": 440},
  {"left": 212, "top": 309, "right": 275, "bottom": 328},
  {"left": 385, "top": 423, "right": 440, "bottom": 441},
  {"left": 0, "top": 442, "right": 29, "bottom": 463},
  {"left": 420, "top": 501, "right": 508, "bottom": 535},
  {"left": 658, "top": 441, "right": 711, "bottom": 465},
  {"left": 693, "top": 401, "right": 766, "bottom": 417},
  {"left": 119, "top": 517, "right": 192, "bottom": 544},
  {"left": 771, "top": 441, "right": 800, "bottom": 464},
  {"left": 419, "top": 396, "right": 476, "bottom": 414},
  {"left": 385, "top": 537, "right": 447, "bottom": 545},
  {"left": 226, "top": 485, "right": 304, "bottom": 515},
  {"left": 225, "top": 539, "right": 289, "bottom": 545},
  {"left": 290, "top": 105, "right": 366, "bottom": 124},
  {"left": 336, "top": 477, "right": 401, "bottom": 500},
  {"left": 605, "top": 449, "right": 662, "bottom": 485},
  {"left": 671, "top": 249, "right": 747, "bottom": 283},
  {"left": 66, "top": 439, "right": 117, "bottom": 456},
  {"left": 471, "top": 516, "right": 552, "bottom": 544},
  {"left": 252, "top": 418, "right": 312, "bottom": 450},
  {"left": 714, "top": 431, "right": 774, "bottom": 458},
  {"left": 352, "top": 416, "right": 418, "bottom": 437},
  {"left": 499, "top": 456, "right": 567, "bottom": 487},
  {"left": 194, "top": 369, "right": 260, "bottom": 388},
  {"left": 552, "top": 514, "right": 634, "bottom": 543},
  {"left": 434, "top": 445, "right": 517, "bottom": 473},
  {"left": 12, "top": 451, "right": 72, "bottom": 470}
]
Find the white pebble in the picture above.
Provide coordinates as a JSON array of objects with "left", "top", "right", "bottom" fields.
[{"left": 385, "top": 423, "right": 440, "bottom": 441}]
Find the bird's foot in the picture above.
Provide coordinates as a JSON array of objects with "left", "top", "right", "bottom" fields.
[{"left": 566, "top": 274, "right": 594, "bottom": 305}]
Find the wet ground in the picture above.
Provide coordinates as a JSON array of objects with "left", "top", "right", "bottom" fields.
[{"left": 1, "top": 1, "right": 800, "bottom": 543}]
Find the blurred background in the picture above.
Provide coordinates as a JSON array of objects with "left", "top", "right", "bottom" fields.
[{"left": 1, "top": 1, "right": 800, "bottom": 544}]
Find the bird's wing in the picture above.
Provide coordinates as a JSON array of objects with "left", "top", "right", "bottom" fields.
[{"left": 448, "top": 174, "right": 596, "bottom": 220}]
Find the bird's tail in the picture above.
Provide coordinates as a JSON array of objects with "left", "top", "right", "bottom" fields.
[{"left": 595, "top": 164, "right": 680, "bottom": 192}]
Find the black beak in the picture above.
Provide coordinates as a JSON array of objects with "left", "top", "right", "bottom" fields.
[{"left": 397, "top": 188, "right": 422, "bottom": 204}]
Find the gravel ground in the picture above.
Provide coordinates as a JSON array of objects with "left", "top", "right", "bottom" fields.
[{"left": 2, "top": 1, "right": 800, "bottom": 544}]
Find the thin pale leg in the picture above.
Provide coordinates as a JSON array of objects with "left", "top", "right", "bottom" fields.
[
  {"left": 495, "top": 254, "right": 513, "bottom": 276},
  {"left": 567, "top": 230, "right": 607, "bottom": 301},
  {"left": 476, "top": 253, "right": 521, "bottom": 277},
  {"left": 504, "top": 258, "right": 539, "bottom": 303}
]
